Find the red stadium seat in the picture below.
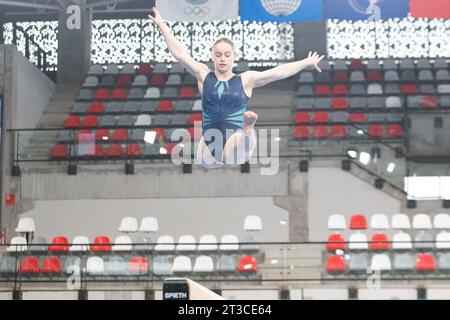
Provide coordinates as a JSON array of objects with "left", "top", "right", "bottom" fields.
[
  {"left": 326, "top": 255, "right": 346, "bottom": 273},
  {"left": 188, "top": 113, "right": 203, "bottom": 125},
  {"left": 421, "top": 95, "right": 438, "bottom": 108},
  {"left": 315, "top": 85, "right": 331, "bottom": 95},
  {"left": 416, "top": 254, "right": 436, "bottom": 272},
  {"left": 350, "top": 59, "right": 364, "bottom": 71},
  {"left": 327, "top": 234, "right": 346, "bottom": 251},
  {"left": 127, "top": 143, "right": 142, "bottom": 157},
  {"left": 89, "top": 144, "right": 105, "bottom": 157},
  {"left": 128, "top": 256, "right": 149, "bottom": 274},
  {"left": 367, "top": 71, "right": 382, "bottom": 82},
  {"left": 313, "top": 112, "right": 329, "bottom": 124},
  {"left": 401, "top": 84, "right": 418, "bottom": 94},
  {"left": 331, "top": 97, "right": 348, "bottom": 109},
  {"left": 237, "top": 256, "right": 258, "bottom": 272},
  {"left": 350, "top": 214, "right": 367, "bottom": 230},
  {"left": 90, "top": 236, "right": 112, "bottom": 252},
  {"left": 370, "top": 233, "right": 390, "bottom": 251},
  {"left": 111, "top": 129, "right": 128, "bottom": 141},
  {"left": 348, "top": 113, "right": 367, "bottom": 123},
  {"left": 87, "top": 102, "right": 104, "bottom": 113},
  {"left": 368, "top": 124, "right": 384, "bottom": 138},
  {"left": 295, "top": 112, "right": 310, "bottom": 123},
  {"left": 117, "top": 75, "right": 132, "bottom": 87},
  {"left": 41, "top": 257, "right": 62, "bottom": 273},
  {"left": 178, "top": 87, "right": 196, "bottom": 98},
  {"left": 138, "top": 63, "right": 153, "bottom": 75},
  {"left": 94, "top": 88, "right": 110, "bottom": 100},
  {"left": 387, "top": 124, "right": 404, "bottom": 138},
  {"left": 333, "top": 71, "right": 349, "bottom": 82},
  {"left": 312, "top": 126, "right": 328, "bottom": 138},
  {"left": 81, "top": 116, "right": 99, "bottom": 127},
  {"left": 333, "top": 84, "right": 348, "bottom": 95},
  {"left": 48, "top": 236, "right": 69, "bottom": 252},
  {"left": 19, "top": 257, "right": 40, "bottom": 273},
  {"left": 331, "top": 125, "right": 347, "bottom": 138},
  {"left": 95, "top": 129, "right": 110, "bottom": 141},
  {"left": 50, "top": 145, "right": 69, "bottom": 158},
  {"left": 152, "top": 128, "right": 165, "bottom": 142},
  {"left": 64, "top": 115, "right": 81, "bottom": 128},
  {"left": 157, "top": 100, "right": 174, "bottom": 112},
  {"left": 149, "top": 74, "right": 166, "bottom": 86},
  {"left": 112, "top": 88, "right": 127, "bottom": 100},
  {"left": 106, "top": 144, "right": 123, "bottom": 157},
  {"left": 293, "top": 126, "right": 309, "bottom": 139},
  {"left": 77, "top": 129, "right": 94, "bottom": 142}
]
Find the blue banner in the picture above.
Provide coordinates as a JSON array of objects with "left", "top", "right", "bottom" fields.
[
  {"left": 324, "top": 0, "right": 409, "bottom": 21},
  {"left": 240, "top": 0, "right": 323, "bottom": 22}
]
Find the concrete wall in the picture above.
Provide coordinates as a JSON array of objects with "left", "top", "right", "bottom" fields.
[{"left": 308, "top": 167, "right": 402, "bottom": 242}]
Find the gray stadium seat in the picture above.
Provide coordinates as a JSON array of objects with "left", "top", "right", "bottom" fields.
[
  {"left": 104, "top": 256, "right": 128, "bottom": 276},
  {"left": 297, "top": 98, "right": 314, "bottom": 110},
  {"left": 166, "top": 74, "right": 182, "bottom": 86},
  {"left": 350, "top": 71, "right": 365, "bottom": 82},
  {"left": 386, "top": 96, "right": 402, "bottom": 109},
  {"left": 0, "top": 256, "right": 17, "bottom": 274},
  {"left": 348, "top": 254, "right": 368, "bottom": 273},
  {"left": 131, "top": 129, "right": 146, "bottom": 141},
  {"left": 416, "top": 58, "right": 431, "bottom": 69},
  {"left": 438, "top": 84, "right": 450, "bottom": 94},
  {"left": 152, "top": 114, "right": 171, "bottom": 126},
  {"left": 133, "top": 234, "right": 154, "bottom": 251},
  {"left": 72, "top": 102, "right": 89, "bottom": 113},
  {"left": 144, "top": 87, "right": 160, "bottom": 99},
  {"left": 298, "top": 85, "right": 313, "bottom": 96},
  {"left": 318, "top": 60, "right": 332, "bottom": 71},
  {"left": 368, "top": 97, "right": 384, "bottom": 110},
  {"left": 350, "top": 84, "right": 366, "bottom": 95},
  {"left": 367, "top": 83, "right": 383, "bottom": 95},
  {"left": 77, "top": 89, "right": 93, "bottom": 100},
  {"left": 99, "top": 115, "right": 116, "bottom": 127},
  {"left": 162, "top": 87, "right": 178, "bottom": 99},
  {"left": 171, "top": 114, "right": 189, "bottom": 126},
  {"left": 104, "top": 64, "right": 120, "bottom": 75},
  {"left": 88, "top": 64, "right": 103, "bottom": 75},
  {"left": 316, "top": 71, "right": 331, "bottom": 82},
  {"left": 117, "top": 115, "right": 135, "bottom": 126},
  {"left": 407, "top": 96, "right": 422, "bottom": 109},
  {"left": 440, "top": 95, "right": 450, "bottom": 108},
  {"left": 83, "top": 76, "right": 98, "bottom": 87},
  {"left": 87, "top": 257, "right": 105, "bottom": 275},
  {"left": 153, "top": 256, "right": 173, "bottom": 276},
  {"left": 393, "top": 253, "right": 414, "bottom": 272},
  {"left": 192, "top": 99, "right": 202, "bottom": 111},
  {"left": 123, "top": 101, "right": 141, "bottom": 113},
  {"left": 438, "top": 253, "right": 450, "bottom": 272},
  {"left": 368, "top": 113, "right": 385, "bottom": 123},
  {"left": 153, "top": 63, "right": 168, "bottom": 74},
  {"left": 235, "top": 61, "right": 250, "bottom": 73},
  {"left": 436, "top": 70, "right": 450, "bottom": 81},
  {"left": 399, "top": 59, "right": 415, "bottom": 70},
  {"left": 141, "top": 101, "right": 158, "bottom": 113},
  {"left": 415, "top": 232, "right": 434, "bottom": 250},
  {"left": 418, "top": 70, "right": 434, "bottom": 81},
  {"left": 401, "top": 70, "right": 417, "bottom": 81},
  {"left": 216, "top": 255, "right": 236, "bottom": 273},
  {"left": 333, "top": 60, "right": 348, "bottom": 71},
  {"left": 170, "top": 62, "right": 185, "bottom": 74},
  {"left": 383, "top": 59, "right": 397, "bottom": 70},
  {"left": 143, "top": 144, "right": 163, "bottom": 156},
  {"left": 105, "top": 101, "right": 124, "bottom": 113},
  {"left": 419, "top": 84, "right": 435, "bottom": 94},
  {"left": 387, "top": 114, "right": 403, "bottom": 123},
  {"left": 384, "top": 70, "right": 399, "bottom": 82},
  {"left": 58, "top": 130, "right": 72, "bottom": 143},
  {"left": 385, "top": 83, "right": 401, "bottom": 95},
  {"left": 433, "top": 58, "right": 448, "bottom": 69},
  {"left": 331, "top": 111, "right": 348, "bottom": 123},
  {"left": 133, "top": 75, "right": 148, "bottom": 86},
  {"left": 175, "top": 100, "right": 194, "bottom": 112},
  {"left": 183, "top": 74, "right": 197, "bottom": 86},
  {"left": 28, "top": 236, "right": 48, "bottom": 252},
  {"left": 349, "top": 97, "right": 366, "bottom": 109},
  {"left": 315, "top": 98, "right": 331, "bottom": 109},
  {"left": 135, "top": 114, "right": 151, "bottom": 126},
  {"left": 100, "top": 75, "right": 115, "bottom": 87},
  {"left": 120, "top": 64, "right": 136, "bottom": 75},
  {"left": 366, "top": 59, "right": 381, "bottom": 70},
  {"left": 128, "top": 88, "right": 144, "bottom": 100},
  {"left": 299, "top": 72, "right": 314, "bottom": 83}
]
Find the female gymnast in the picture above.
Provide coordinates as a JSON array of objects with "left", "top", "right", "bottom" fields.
[{"left": 149, "top": 7, "right": 324, "bottom": 168}]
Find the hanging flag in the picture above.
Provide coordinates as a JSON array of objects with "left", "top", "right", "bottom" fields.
[
  {"left": 156, "top": 0, "right": 239, "bottom": 22},
  {"left": 410, "top": 0, "right": 450, "bottom": 19},
  {"left": 324, "top": 0, "right": 409, "bottom": 21},
  {"left": 240, "top": 0, "right": 323, "bottom": 22}
]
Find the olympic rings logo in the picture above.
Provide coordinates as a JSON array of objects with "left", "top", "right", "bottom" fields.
[{"left": 184, "top": 6, "right": 210, "bottom": 17}]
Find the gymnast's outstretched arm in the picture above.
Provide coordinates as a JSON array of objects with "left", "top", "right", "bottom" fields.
[
  {"left": 242, "top": 51, "right": 325, "bottom": 89},
  {"left": 148, "top": 6, "right": 209, "bottom": 81}
]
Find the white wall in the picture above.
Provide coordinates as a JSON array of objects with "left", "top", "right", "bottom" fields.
[
  {"left": 22, "top": 291, "right": 78, "bottom": 300},
  {"left": 20, "top": 197, "right": 289, "bottom": 242},
  {"left": 222, "top": 290, "right": 279, "bottom": 300},
  {"left": 308, "top": 168, "right": 402, "bottom": 241},
  {"left": 302, "top": 288, "right": 348, "bottom": 300},
  {"left": 13, "top": 48, "right": 55, "bottom": 129},
  {"left": 88, "top": 291, "right": 145, "bottom": 300},
  {"left": 358, "top": 289, "right": 417, "bottom": 300},
  {"left": 426, "top": 289, "right": 450, "bottom": 300}
]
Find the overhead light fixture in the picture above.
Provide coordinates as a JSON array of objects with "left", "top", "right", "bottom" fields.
[
  {"left": 387, "top": 162, "right": 396, "bottom": 173},
  {"left": 144, "top": 131, "right": 157, "bottom": 144},
  {"left": 359, "top": 151, "right": 371, "bottom": 165}
]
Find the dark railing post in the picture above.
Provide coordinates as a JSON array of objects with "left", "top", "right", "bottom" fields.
[{"left": 12, "top": 23, "right": 17, "bottom": 45}]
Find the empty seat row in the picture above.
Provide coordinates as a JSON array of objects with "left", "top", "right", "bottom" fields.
[
  {"left": 88, "top": 63, "right": 183, "bottom": 76},
  {"left": 328, "top": 213, "right": 450, "bottom": 231},
  {"left": 317, "top": 58, "right": 448, "bottom": 71},
  {"left": 299, "top": 69, "right": 450, "bottom": 83},
  {"left": 83, "top": 73, "right": 198, "bottom": 88},
  {"left": 326, "top": 253, "right": 449, "bottom": 273},
  {"left": 298, "top": 84, "right": 450, "bottom": 96},
  {"left": 294, "top": 111, "right": 403, "bottom": 124},
  {"left": 77, "top": 87, "right": 199, "bottom": 101},
  {"left": 327, "top": 231, "right": 450, "bottom": 251},
  {"left": 292, "top": 124, "right": 404, "bottom": 139}
]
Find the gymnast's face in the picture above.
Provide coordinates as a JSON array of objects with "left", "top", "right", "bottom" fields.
[{"left": 212, "top": 42, "right": 236, "bottom": 74}]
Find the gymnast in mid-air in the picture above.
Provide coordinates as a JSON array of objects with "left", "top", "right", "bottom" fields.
[{"left": 149, "top": 7, "right": 324, "bottom": 168}]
